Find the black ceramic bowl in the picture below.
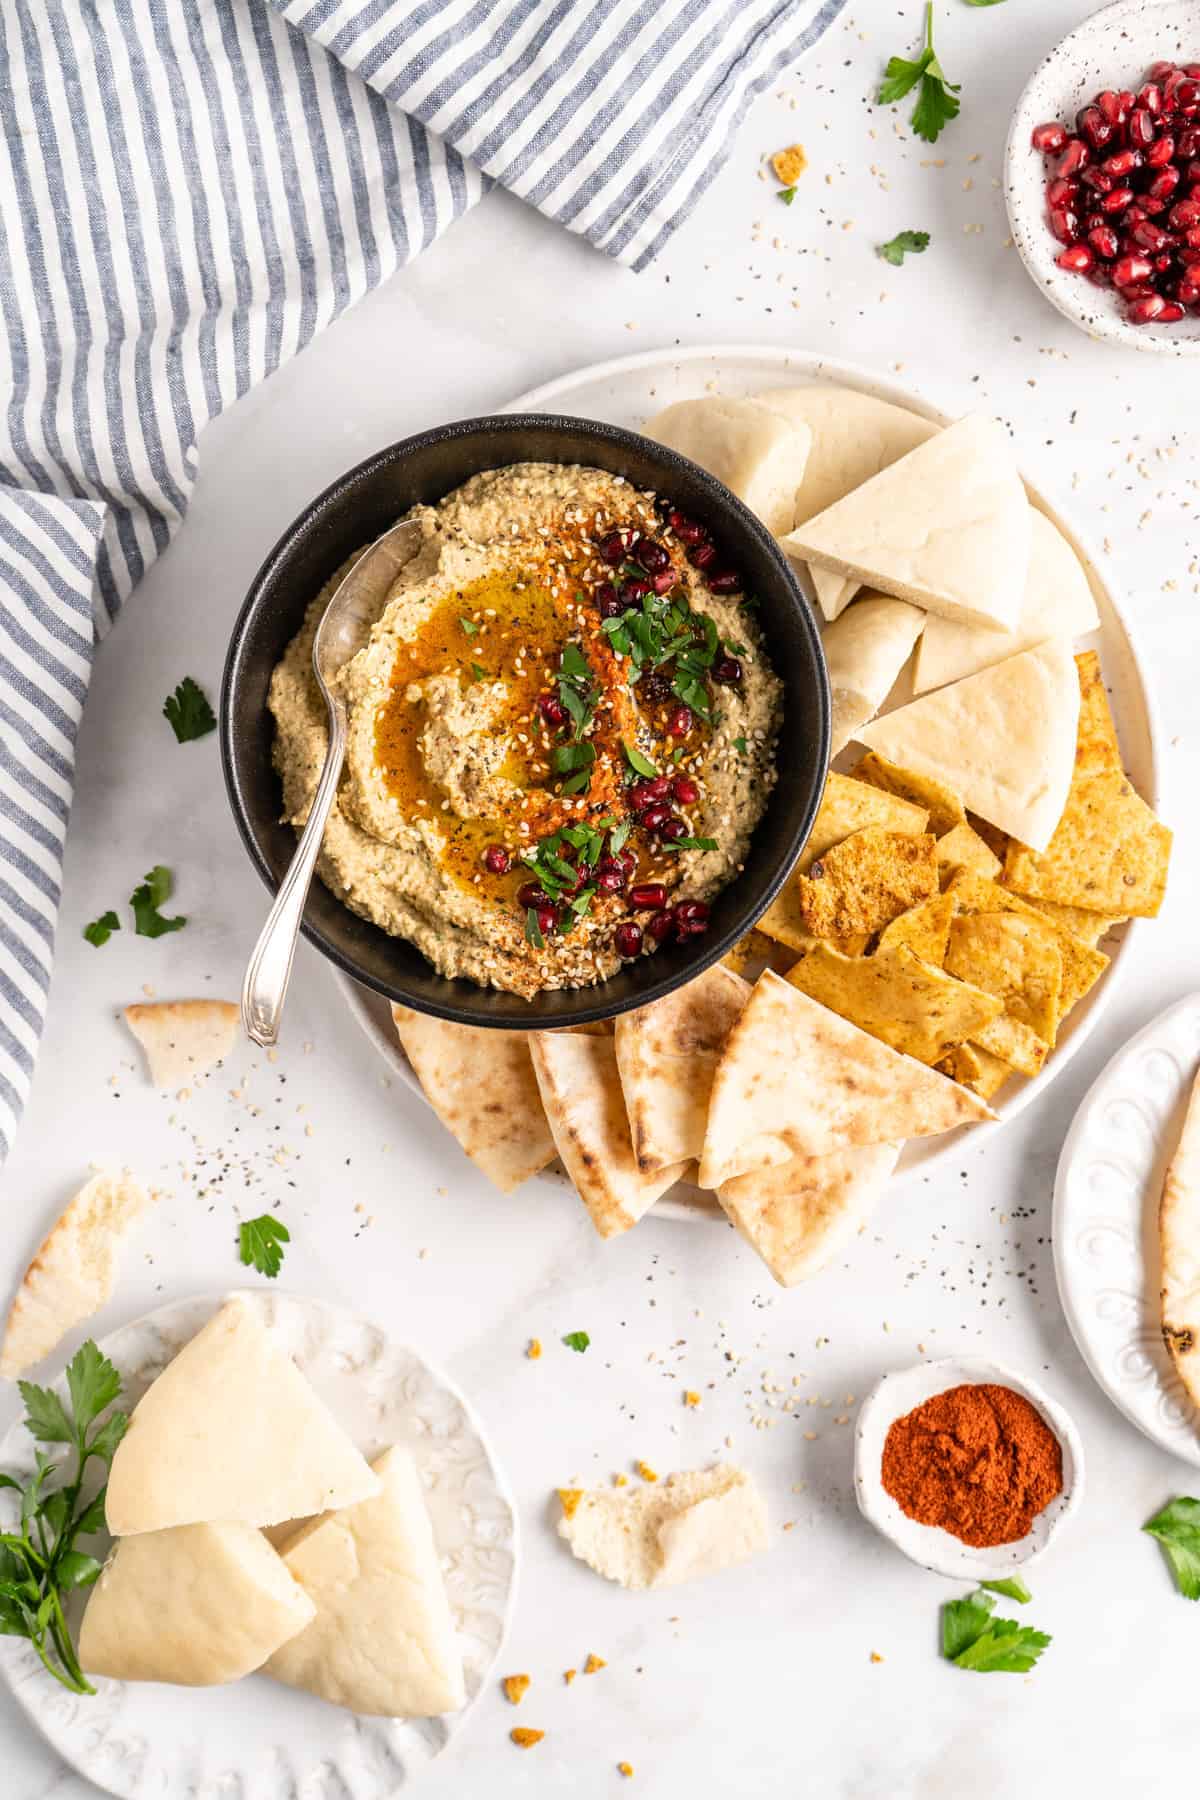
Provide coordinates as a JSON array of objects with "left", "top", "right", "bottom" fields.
[{"left": 221, "top": 414, "right": 830, "bottom": 1029}]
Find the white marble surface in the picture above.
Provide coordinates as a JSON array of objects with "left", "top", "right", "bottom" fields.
[{"left": 4, "top": 3, "right": 1200, "bottom": 1795}]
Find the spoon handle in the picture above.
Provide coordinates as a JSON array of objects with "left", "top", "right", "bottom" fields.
[{"left": 241, "top": 698, "right": 348, "bottom": 1048}]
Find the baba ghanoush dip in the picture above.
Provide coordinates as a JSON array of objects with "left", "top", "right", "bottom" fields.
[{"left": 269, "top": 463, "right": 783, "bottom": 997}]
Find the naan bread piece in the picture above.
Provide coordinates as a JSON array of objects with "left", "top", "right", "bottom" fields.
[
  {"left": 914, "top": 510, "right": 1100, "bottom": 693},
  {"left": 936, "top": 822, "right": 1002, "bottom": 882},
  {"left": 106, "top": 1298, "right": 381, "bottom": 1536},
  {"left": 79, "top": 1522, "right": 315, "bottom": 1686},
  {"left": 1161, "top": 1071, "right": 1200, "bottom": 1412},
  {"left": 529, "top": 1033, "right": 686, "bottom": 1238},
  {"left": 1003, "top": 765, "right": 1171, "bottom": 918},
  {"left": 265, "top": 1446, "right": 466, "bottom": 1718},
  {"left": 877, "top": 890, "right": 957, "bottom": 965},
  {"left": 781, "top": 415, "right": 1030, "bottom": 631},
  {"left": 698, "top": 970, "right": 993, "bottom": 1187},
  {"left": 798, "top": 828, "right": 938, "bottom": 942},
  {"left": 945, "top": 913, "right": 1062, "bottom": 1045},
  {"left": 822, "top": 595, "right": 926, "bottom": 753},
  {"left": 856, "top": 638, "right": 1079, "bottom": 852},
  {"left": 942, "top": 869, "right": 1107, "bottom": 1025},
  {"left": 0, "top": 1169, "right": 152, "bottom": 1380},
  {"left": 849, "top": 752, "right": 966, "bottom": 840},
  {"left": 123, "top": 999, "right": 238, "bottom": 1087},
  {"left": 391, "top": 1005, "right": 554, "bottom": 1194},
  {"left": 717, "top": 1143, "right": 900, "bottom": 1286},
  {"left": 645, "top": 396, "right": 811, "bottom": 535},
  {"left": 786, "top": 944, "right": 1000, "bottom": 1066},
  {"left": 557, "top": 1465, "right": 767, "bottom": 1589},
  {"left": 614, "top": 966, "right": 749, "bottom": 1175}
]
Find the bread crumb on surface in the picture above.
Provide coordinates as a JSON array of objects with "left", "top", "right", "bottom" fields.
[
  {"left": 558, "top": 1487, "right": 583, "bottom": 1518},
  {"left": 770, "top": 143, "right": 807, "bottom": 184},
  {"left": 870, "top": 1651, "right": 885, "bottom": 1664},
  {"left": 635, "top": 1460, "right": 658, "bottom": 1482},
  {"left": 526, "top": 1338, "right": 542, "bottom": 1360},
  {"left": 564, "top": 1667, "right": 577, "bottom": 1684},
  {"left": 510, "top": 1727, "right": 544, "bottom": 1748},
  {"left": 618, "top": 1762, "right": 635, "bottom": 1778},
  {"left": 584, "top": 1653, "right": 606, "bottom": 1675},
  {"left": 613, "top": 1472, "right": 628, "bottom": 1486},
  {"left": 502, "top": 1674, "right": 530, "bottom": 1705},
  {"left": 683, "top": 1390, "right": 700, "bottom": 1408}
]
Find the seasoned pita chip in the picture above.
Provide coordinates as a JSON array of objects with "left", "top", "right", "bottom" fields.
[
  {"left": 392, "top": 1006, "right": 554, "bottom": 1194},
  {"left": 850, "top": 752, "right": 966, "bottom": 839},
  {"left": 786, "top": 943, "right": 1000, "bottom": 1066},
  {"left": 943, "top": 869, "right": 1107, "bottom": 1024},
  {"left": 699, "top": 971, "right": 993, "bottom": 1186},
  {"left": 123, "top": 999, "right": 238, "bottom": 1087},
  {"left": 936, "top": 1042, "right": 1013, "bottom": 1102},
  {"left": 722, "top": 928, "right": 798, "bottom": 979},
  {"left": 971, "top": 1013, "right": 1048, "bottom": 1081},
  {"left": 615, "top": 966, "right": 750, "bottom": 1175},
  {"left": 1003, "top": 765, "right": 1171, "bottom": 919},
  {"left": 529, "top": 1034, "right": 687, "bottom": 1238},
  {"left": 717, "top": 1143, "right": 900, "bottom": 1287},
  {"left": 968, "top": 813, "right": 1010, "bottom": 862},
  {"left": 1161, "top": 1070, "right": 1200, "bottom": 1412},
  {"left": 945, "top": 913, "right": 1063, "bottom": 1045},
  {"left": 877, "top": 890, "right": 956, "bottom": 965},
  {"left": 1074, "top": 648, "right": 1123, "bottom": 776},
  {"left": 0, "top": 1169, "right": 153, "bottom": 1380},
  {"left": 1005, "top": 895, "right": 1122, "bottom": 949},
  {"left": 936, "top": 822, "right": 1002, "bottom": 882},
  {"left": 798, "top": 828, "right": 938, "bottom": 942}
]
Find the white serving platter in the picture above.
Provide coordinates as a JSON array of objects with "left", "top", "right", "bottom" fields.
[
  {"left": 1053, "top": 992, "right": 1200, "bottom": 1467},
  {"left": 337, "top": 343, "right": 1159, "bottom": 1222},
  {"left": 0, "top": 1289, "right": 518, "bottom": 1799}
]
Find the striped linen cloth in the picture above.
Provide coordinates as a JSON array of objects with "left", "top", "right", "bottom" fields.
[{"left": 0, "top": 0, "right": 844, "bottom": 1158}]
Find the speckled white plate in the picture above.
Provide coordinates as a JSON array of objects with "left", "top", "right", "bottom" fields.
[
  {"left": 337, "top": 343, "right": 1158, "bottom": 1221},
  {"left": 1053, "top": 992, "right": 1200, "bottom": 1465},
  {"left": 854, "top": 1356, "right": 1084, "bottom": 1581},
  {"left": 0, "top": 1290, "right": 518, "bottom": 1800},
  {"left": 1005, "top": 0, "right": 1200, "bottom": 354}
]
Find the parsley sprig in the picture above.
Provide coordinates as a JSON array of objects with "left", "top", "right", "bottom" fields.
[
  {"left": 83, "top": 911, "right": 120, "bottom": 948},
  {"left": 940, "top": 1586, "right": 1050, "bottom": 1674},
  {"left": 162, "top": 676, "right": 216, "bottom": 744},
  {"left": 602, "top": 588, "right": 717, "bottom": 722},
  {"left": 238, "top": 1214, "right": 290, "bottom": 1279},
  {"left": 0, "top": 1343, "right": 128, "bottom": 1694},
  {"left": 1144, "top": 1496, "right": 1200, "bottom": 1599},
  {"left": 877, "top": 229, "right": 930, "bottom": 266},
  {"left": 879, "top": 4, "right": 960, "bottom": 144},
  {"left": 552, "top": 643, "right": 601, "bottom": 794},
  {"left": 130, "top": 865, "right": 186, "bottom": 938}
]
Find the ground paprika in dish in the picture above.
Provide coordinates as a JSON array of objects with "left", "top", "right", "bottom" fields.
[{"left": 880, "top": 1383, "right": 1063, "bottom": 1548}]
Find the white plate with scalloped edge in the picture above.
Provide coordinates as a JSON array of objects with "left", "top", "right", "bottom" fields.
[
  {"left": 337, "top": 342, "right": 1160, "bottom": 1222},
  {"left": 0, "top": 1290, "right": 518, "bottom": 1799}
]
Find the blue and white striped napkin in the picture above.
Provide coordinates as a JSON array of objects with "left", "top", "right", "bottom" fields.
[{"left": 0, "top": 0, "right": 844, "bottom": 1158}]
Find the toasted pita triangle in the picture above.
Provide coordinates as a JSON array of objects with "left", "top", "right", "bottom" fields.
[
  {"left": 1161, "top": 1069, "right": 1200, "bottom": 1414},
  {"left": 0, "top": 1169, "right": 153, "bottom": 1380},
  {"left": 781, "top": 415, "right": 1029, "bottom": 630},
  {"left": 718, "top": 1143, "right": 900, "bottom": 1286},
  {"left": 698, "top": 971, "right": 993, "bottom": 1188},
  {"left": 123, "top": 999, "right": 238, "bottom": 1087},
  {"left": 392, "top": 1005, "right": 555, "bottom": 1194},
  {"left": 614, "top": 966, "right": 750, "bottom": 1176},
  {"left": 106, "top": 1298, "right": 381, "bottom": 1535},
  {"left": 530, "top": 1033, "right": 687, "bottom": 1238},
  {"left": 856, "top": 638, "right": 1079, "bottom": 852}
]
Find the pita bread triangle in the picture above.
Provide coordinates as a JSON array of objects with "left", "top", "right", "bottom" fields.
[
  {"left": 105, "top": 1297, "right": 381, "bottom": 1535},
  {"left": 781, "top": 414, "right": 1029, "bottom": 630},
  {"left": 718, "top": 1143, "right": 900, "bottom": 1287},
  {"left": 614, "top": 964, "right": 750, "bottom": 1175},
  {"left": 855, "top": 637, "right": 1079, "bottom": 853},
  {"left": 1161, "top": 1070, "right": 1200, "bottom": 1413},
  {"left": 698, "top": 971, "right": 992, "bottom": 1189}
]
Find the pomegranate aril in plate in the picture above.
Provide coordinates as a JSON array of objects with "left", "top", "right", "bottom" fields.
[
  {"left": 1088, "top": 224, "right": 1120, "bottom": 258},
  {"left": 1077, "top": 105, "right": 1114, "bottom": 150},
  {"left": 645, "top": 908, "right": 674, "bottom": 943},
  {"left": 628, "top": 883, "right": 667, "bottom": 911},
  {"left": 689, "top": 541, "right": 719, "bottom": 571},
  {"left": 706, "top": 567, "right": 742, "bottom": 595},
  {"left": 613, "top": 921, "right": 643, "bottom": 959},
  {"left": 1102, "top": 148, "right": 1142, "bottom": 177},
  {"left": 1147, "top": 165, "right": 1182, "bottom": 201},
  {"left": 667, "top": 509, "right": 707, "bottom": 545},
  {"left": 1176, "top": 274, "right": 1200, "bottom": 303},
  {"left": 1146, "top": 134, "right": 1176, "bottom": 167},
  {"left": 1130, "top": 219, "right": 1171, "bottom": 251},
  {"left": 484, "top": 845, "right": 511, "bottom": 876},
  {"left": 539, "top": 693, "right": 568, "bottom": 728},
  {"left": 1056, "top": 138, "right": 1090, "bottom": 177},
  {"left": 1100, "top": 186, "right": 1134, "bottom": 215},
  {"left": 628, "top": 778, "right": 671, "bottom": 810},
  {"left": 596, "top": 581, "right": 622, "bottom": 619},
  {"left": 1046, "top": 175, "right": 1079, "bottom": 207},
  {"left": 712, "top": 654, "right": 742, "bottom": 684},
  {"left": 633, "top": 538, "right": 670, "bottom": 573},
  {"left": 1127, "top": 292, "right": 1167, "bottom": 322},
  {"left": 639, "top": 803, "right": 671, "bottom": 833},
  {"left": 1057, "top": 244, "right": 1094, "bottom": 273},
  {"left": 1157, "top": 302, "right": 1185, "bottom": 320},
  {"left": 1169, "top": 197, "right": 1200, "bottom": 228},
  {"left": 666, "top": 704, "right": 693, "bottom": 737},
  {"left": 1080, "top": 165, "right": 1115, "bottom": 194},
  {"left": 598, "top": 531, "right": 627, "bottom": 565},
  {"left": 620, "top": 574, "right": 651, "bottom": 606},
  {"left": 1128, "top": 108, "right": 1157, "bottom": 147},
  {"left": 1112, "top": 253, "right": 1153, "bottom": 286},
  {"left": 651, "top": 567, "right": 677, "bottom": 596},
  {"left": 671, "top": 774, "right": 699, "bottom": 805},
  {"left": 594, "top": 858, "right": 628, "bottom": 894},
  {"left": 659, "top": 816, "right": 688, "bottom": 843},
  {"left": 1032, "top": 121, "right": 1068, "bottom": 153},
  {"left": 1096, "top": 89, "right": 1126, "bottom": 127}
]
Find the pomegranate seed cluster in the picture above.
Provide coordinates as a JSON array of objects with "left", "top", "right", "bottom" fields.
[{"left": 1032, "top": 59, "right": 1200, "bottom": 324}]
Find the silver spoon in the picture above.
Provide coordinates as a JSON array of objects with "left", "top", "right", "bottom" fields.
[{"left": 241, "top": 519, "right": 423, "bottom": 1048}]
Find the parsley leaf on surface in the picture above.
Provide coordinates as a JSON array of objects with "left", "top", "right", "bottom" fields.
[
  {"left": 238, "top": 1213, "right": 290, "bottom": 1278},
  {"left": 879, "top": 5, "right": 960, "bottom": 144},
  {"left": 562, "top": 1331, "right": 590, "bottom": 1353},
  {"left": 952, "top": 1620, "right": 1051, "bottom": 1673},
  {"left": 981, "top": 1575, "right": 1032, "bottom": 1604},
  {"left": 940, "top": 1589, "right": 994, "bottom": 1660},
  {"left": 130, "top": 865, "right": 186, "bottom": 939},
  {"left": 778, "top": 185, "right": 797, "bottom": 205},
  {"left": 162, "top": 676, "right": 216, "bottom": 743},
  {"left": 963, "top": 0, "right": 1005, "bottom": 6},
  {"left": 877, "top": 229, "right": 930, "bottom": 266},
  {"left": 1144, "top": 1496, "right": 1200, "bottom": 1599},
  {"left": 82, "top": 910, "right": 119, "bottom": 948}
]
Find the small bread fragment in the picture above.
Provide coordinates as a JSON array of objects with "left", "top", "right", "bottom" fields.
[
  {"left": 718, "top": 1143, "right": 900, "bottom": 1286},
  {"left": 123, "top": 999, "right": 238, "bottom": 1087},
  {"left": 557, "top": 1465, "right": 768, "bottom": 1589},
  {"left": 1161, "top": 1070, "right": 1200, "bottom": 1412},
  {"left": 0, "top": 1169, "right": 153, "bottom": 1380},
  {"left": 614, "top": 966, "right": 749, "bottom": 1175}
]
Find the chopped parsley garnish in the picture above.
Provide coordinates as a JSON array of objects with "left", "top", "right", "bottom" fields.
[
  {"left": 524, "top": 906, "right": 545, "bottom": 949},
  {"left": 238, "top": 1214, "right": 290, "bottom": 1278},
  {"left": 623, "top": 742, "right": 658, "bottom": 779},
  {"left": 777, "top": 185, "right": 797, "bottom": 205},
  {"left": 130, "top": 865, "right": 186, "bottom": 938},
  {"left": 609, "top": 818, "right": 632, "bottom": 855},
  {"left": 552, "top": 741, "right": 597, "bottom": 797},
  {"left": 468, "top": 661, "right": 487, "bottom": 682},
  {"left": 562, "top": 1330, "right": 590, "bottom": 1353},
  {"left": 733, "top": 735, "right": 748, "bottom": 755},
  {"left": 82, "top": 910, "right": 119, "bottom": 947},
  {"left": 878, "top": 4, "right": 960, "bottom": 144},
  {"left": 1144, "top": 1496, "right": 1200, "bottom": 1599},
  {"left": 556, "top": 642, "right": 600, "bottom": 739},
  {"left": 162, "top": 676, "right": 216, "bottom": 743},
  {"left": 940, "top": 1587, "right": 1050, "bottom": 1674},
  {"left": 877, "top": 229, "right": 930, "bottom": 265},
  {"left": 459, "top": 616, "right": 479, "bottom": 635},
  {"left": 662, "top": 835, "right": 718, "bottom": 854}
]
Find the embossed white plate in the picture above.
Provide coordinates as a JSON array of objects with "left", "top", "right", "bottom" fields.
[
  {"left": 1053, "top": 993, "right": 1200, "bottom": 1465},
  {"left": 0, "top": 1290, "right": 518, "bottom": 1799}
]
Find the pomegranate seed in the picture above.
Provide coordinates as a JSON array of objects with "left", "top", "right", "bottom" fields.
[
  {"left": 645, "top": 908, "right": 674, "bottom": 943},
  {"left": 1103, "top": 148, "right": 1142, "bottom": 176},
  {"left": 671, "top": 774, "right": 699, "bottom": 805},
  {"left": 1148, "top": 167, "right": 1182, "bottom": 204},
  {"left": 672, "top": 900, "right": 710, "bottom": 938},
  {"left": 1117, "top": 280, "right": 1156, "bottom": 299},
  {"left": 1083, "top": 210, "right": 1108, "bottom": 234},
  {"left": 1046, "top": 175, "right": 1079, "bottom": 206},
  {"left": 598, "top": 530, "right": 627, "bottom": 565},
  {"left": 531, "top": 902, "right": 558, "bottom": 938},
  {"left": 712, "top": 653, "right": 743, "bottom": 684},
  {"left": 1056, "top": 244, "right": 1094, "bottom": 273},
  {"left": 634, "top": 538, "right": 670, "bottom": 573},
  {"left": 1077, "top": 105, "right": 1113, "bottom": 150},
  {"left": 1128, "top": 107, "right": 1157, "bottom": 147},
  {"left": 1127, "top": 292, "right": 1167, "bottom": 322},
  {"left": 1088, "top": 224, "right": 1120, "bottom": 258},
  {"left": 662, "top": 706, "right": 690, "bottom": 740},
  {"left": 1119, "top": 90, "right": 1137, "bottom": 114},
  {"left": 1147, "top": 62, "right": 1177, "bottom": 85},
  {"left": 1113, "top": 253, "right": 1154, "bottom": 285},
  {"left": 1176, "top": 275, "right": 1200, "bottom": 303},
  {"left": 483, "top": 844, "right": 511, "bottom": 876},
  {"left": 1031, "top": 121, "right": 1068, "bottom": 153},
  {"left": 659, "top": 816, "right": 688, "bottom": 842},
  {"left": 1179, "top": 245, "right": 1200, "bottom": 267},
  {"left": 516, "top": 881, "right": 542, "bottom": 910},
  {"left": 1170, "top": 197, "right": 1200, "bottom": 228},
  {"left": 1056, "top": 138, "right": 1090, "bottom": 177},
  {"left": 1100, "top": 185, "right": 1135, "bottom": 214},
  {"left": 639, "top": 803, "right": 671, "bottom": 832},
  {"left": 596, "top": 858, "right": 630, "bottom": 895},
  {"left": 1136, "top": 84, "right": 1163, "bottom": 117},
  {"left": 1153, "top": 252, "right": 1175, "bottom": 275},
  {"left": 706, "top": 567, "right": 743, "bottom": 595},
  {"left": 1146, "top": 134, "right": 1176, "bottom": 166},
  {"left": 613, "top": 921, "right": 643, "bottom": 959},
  {"left": 1172, "top": 74, "right": 1199, "bottom": 110},
  {"left": 1080, "top": 165, "right": 1115, "bottom": 194},
  {"left": 1158, "top": 301, "right": 1186, "bottom": 320},
  {"left": 595, "top": 580, "right": 622, "bottom": 618},
  {"left": 1087, "top": 264, "right": 1113, "bottom": 287},
  {"left": 1187, "top": 161, "right": 1200, "bottom": 184},
  {"left": 667, "top": 509, "right": 707, "bottom": 545},
  {"left": 628, "top": 883, "right": 667, "bottom": 910},
  {"left": 539, "top": 693, "right": 568, "bottom": 728},
  {"left": 689, "top": 541, "right": 719, "bottom": 571},
  {"left": 1049, "top": 204, "right": 1081, "bottom": 241},
  {"left": 620, "top": 574, "right": 652, "bottom": 606},
  {"left": 615, "top": 849, "right": 637, "bottom": 882},
  {"left": 1185, "top": 65, "right": 1200, "bottom": 81},
  {"left": 651, "top": 566, "right": 677, "bottom": 595},
  {"left": 1096, "top": 89, "right": 1126, "bottom": 127},
  {"left": 1131, "top": 218, "right": 1172, "bottom": 251},
  {"left": 1177, "top": 125, "right": 1200, "bottom": 157},
  {"left": 628, "top": 778, "right": 670, "bottom": 810}
]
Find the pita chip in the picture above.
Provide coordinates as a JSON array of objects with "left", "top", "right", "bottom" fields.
[
  {"left": 614, "top": 965, "right": 750, "bottom": 1175},
  {"left": 914, "top": 510, "right": 1100, "bottom": 693},
  {"left": 942, "top": 868, "right": 1107, "bottom": 1024},
  {"left": 971, "top": 1012, "right": 1049, "bottom": 1081},
  {"left": 698, "top": 970, "right": 993, "bottom": 1187},
  {"left": 1003, "top": 764, "right": 1171, "bottom": 918},
  {"left": 877, "top": 889, "right": 957, "bottom": 964},
  {"left": 645, "top": 396, "right": 812, "bottom": 536},
  {"left": 937, "top": 1042, "right": 1013, "bottom": 1102},
  {"left": 945, "top": 912, "right": 1063, "bottom": 1045},
  {"left": 106, "top": 1297, "right": 381, "bottom": 1535},
  {"left": 821, "top": 595, "right": 926, "bottom": 753},
  {"left": 797, "top": 828, "right": 938, "bottom": 941},
  {"left": 123, "top": 999, "right": 238, "bottom": 1087},
  {"left": 856, "top": 638, "right": 1080, "bottom": 852},
  {"left": 786, "top": 943, "right": 1001, "bottom": 1066},
  {"left": 781, "top": 415, "right": 1030, "bottom": 631},
  {"left": 1073, "top": 648, "right": 1123, "bottom": 776},
  {"left": 392, "top": 1005, "right": 554, "bottom": 1193},
  {"left": 936, "top": 822, "right": 1002, "bottom": 882},
  {"left": 718, "top": 1142, "right": 900, "bottom": 1286},
  {"left": 529, "top": 1033, "right": 686, "bottom": 1238},
  {"left": 0, "top": 1169, "right": 153, "bottom": 1380},
  {"left": 849, "top": 751, "right": 966, "bottom": 840},
  {"left": 1005, "top": 894, "right": 1122, "bottom": 949},
  {"left": 1161, "top": 1070, "right": 1200, "bottom": 1412},
  {"left": 79, "top": 1522, "right": 315, "bottom": 1686}
]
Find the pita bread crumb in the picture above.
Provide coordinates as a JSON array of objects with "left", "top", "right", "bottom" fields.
[
  {"left": 502, "top": 1674, "right": 530, "bottom": 1705},
  {"left": 1, "top": 1169, "right": 153, "bottom": 1379},
  {"left": 510, "top": 1729, "right": 544, "bottom": 1749},
  {"left": 123, "top": 999, "right": 238, "bottom": 1087}
]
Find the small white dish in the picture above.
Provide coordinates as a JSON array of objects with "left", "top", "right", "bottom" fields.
[
  {"left": 1005, "top": 0, "right": 1200, "bottom": 355},
  {"left": 854, "top": 1356, "right": 1084, "bottom": 1581},
  {"left": 1054, "top": 992, "right": 1200, "bottom": 1466}
]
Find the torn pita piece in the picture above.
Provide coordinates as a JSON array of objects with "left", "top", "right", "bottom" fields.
[
  {"left": 529, "top": 1032, "right": 687, "bottom": 1238},
  {"left": 856, "top": 638, "right": 1080, "bottom": 853},
  {"left": 392, "top": 1004, "right": 555, "bottom": 1193},
  {"left": 106, "top": 1297, "right": 381, "bottom": 1535},
  {"left": 718, "top": 1142, "right": 900, "bottom": 1287},
  {"left": 614, "top": 964, "right": 749, "bottom": 1175},
  {"left": 0, "top": 1169, "right": 153, "bottom": 1380},
  {"left": 1161, "top": 1069, "right": 1200, "bottom": 1413},
  {"left": 698, "top": 970, "right": 993, "bottom": 1189},
  {"left": 123, "top": 998, "right": 238, "bottom": 1087},
  {"left": 781, "top": 414, "right": 1030, "bottom": 630},
  {"left": 557, "top": 1465, "right": 768, "bottom": 1590},
  {"left": 644, "top": 395, "right": 812, "bottom": 537},
  {"left": 821, "top": 594, "right": 925, "bottom": 754}
]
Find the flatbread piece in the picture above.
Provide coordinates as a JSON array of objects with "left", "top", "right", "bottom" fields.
[
  {"left": 718, "top": 1143, "right": 900, "bottom": 1286},
  {"left": 1161, "top": 1070, "right": 1200, "bottom": 1412},
  {"left": 614, "top": 965, "right": 749, "bottom": 1175},
  {"left": 123, "top": 999, "right": 238, "bottom": 1087}
]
